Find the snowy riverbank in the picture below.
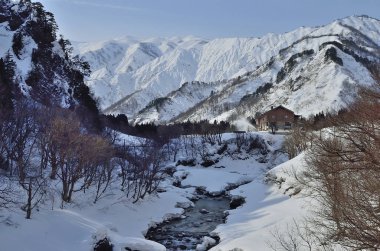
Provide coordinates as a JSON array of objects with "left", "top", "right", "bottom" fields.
[{"left": 0, "top": 132, "right": 312, "bottom": 251}]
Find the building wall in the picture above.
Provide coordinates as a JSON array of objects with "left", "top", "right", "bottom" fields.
[
  {"left": 258, "top": 108, "right": 295, "bottom": 131},
  {"left": 258, "top": 116, "right": 267, "bottom": 131}
]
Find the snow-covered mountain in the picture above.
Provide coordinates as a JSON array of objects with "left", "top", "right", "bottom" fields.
[
  {"left": 0, "top": 0, "right": 98, "bottom": 115},
  {"left": 77, "top": 16, "right": 380, "bottom": 124}
]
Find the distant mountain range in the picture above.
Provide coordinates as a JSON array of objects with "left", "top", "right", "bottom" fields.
[
  {"left": 1, "top": 2, "right": 379, "bottom": 127},
  {"left": 76, "top": 15, "right": 380, "bottom": 125}
]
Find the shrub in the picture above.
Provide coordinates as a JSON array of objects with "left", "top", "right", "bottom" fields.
[
  {"left": 176, "top": 159, "right": 196, "bottom": 167},
  {"left": 283, "top": 127, "right": 309, "bottom": 159}
]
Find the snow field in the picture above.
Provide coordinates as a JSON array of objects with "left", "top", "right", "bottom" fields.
[{"left": 0, "top": 132, "right": 318, "bottom": 251}]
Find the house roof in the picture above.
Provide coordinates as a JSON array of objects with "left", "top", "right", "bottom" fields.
[{"left": 257, "top": 105, "right": 295, "bottom": 119}]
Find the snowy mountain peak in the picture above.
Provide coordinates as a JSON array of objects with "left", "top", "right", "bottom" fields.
[{"left": 77, "top": 15, "right": 380, "bottom": 124}]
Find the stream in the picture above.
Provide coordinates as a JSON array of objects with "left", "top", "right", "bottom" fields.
[{"left": 145, "top": 195, "right": 232, "bottom": 251}]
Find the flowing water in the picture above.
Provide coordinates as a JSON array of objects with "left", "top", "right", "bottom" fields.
[{"left": 146, "top": 196, "right": 231, "bottom": 251}]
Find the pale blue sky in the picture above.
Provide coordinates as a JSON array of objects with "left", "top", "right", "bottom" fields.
[{"left": 38, "top": 0, "right": 380, "bottom": 42}]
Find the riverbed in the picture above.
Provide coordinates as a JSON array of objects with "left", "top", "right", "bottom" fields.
[{"left": 146, "top": 195, "right": 231, "bottom": 251}]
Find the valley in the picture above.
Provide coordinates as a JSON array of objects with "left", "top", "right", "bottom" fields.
[{"left": 0, "top": 1, "right": 379, "bottom": 251}]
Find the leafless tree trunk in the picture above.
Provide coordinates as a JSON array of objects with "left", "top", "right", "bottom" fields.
[
  {"left": 20, "top": 176, "right": 47, "bottom": 219},
  {"left": 93, "top": 160, "right": 115, "bottom": 203},
  {"left": 267, "top": 219, "right": 332, "bottom": 251},
  {"left": 235, "top": 132, "right": 247, "bottom": 152}
]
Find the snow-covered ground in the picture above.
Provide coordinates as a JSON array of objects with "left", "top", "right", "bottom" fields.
[
  {"left": 0, "top": 132, "right": 314, "bottom": 251},
  {"left": 211, "top": 153, "right": 309, "bottom": 251}
]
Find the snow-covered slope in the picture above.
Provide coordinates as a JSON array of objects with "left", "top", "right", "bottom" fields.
[
  {"left": 75, "top": 36, "right": 207, "bottom": 110},
  {"left": 78, "top": 16, "right": 380, "bottom": 124},
  {"left": 0, "top": 0, "right": 97, "bottom": 111},
  {"left": 0, "top": 131, "right": 293, "bottom": 251}
]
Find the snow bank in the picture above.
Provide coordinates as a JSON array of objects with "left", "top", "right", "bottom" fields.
[
  {"left": 0, "top": 132, "right": 311, "bottom": 251},
  {"left": 210, "top": 152, "right": 311, "bottom": 251},
  {"left": 196, "top": 236, "right": 217, "bottom": 251}
]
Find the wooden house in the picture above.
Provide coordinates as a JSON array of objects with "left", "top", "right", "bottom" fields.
[{"left": 257, "top": 105, "right": 297, "bottom": 131}]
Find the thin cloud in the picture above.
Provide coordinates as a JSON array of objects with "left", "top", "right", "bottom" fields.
[
  {"left": 45, "top": 0, "right": 144, "bottom": 12},
  {"left": 73, "top": 1, "right": 143, "bottom": 11}
]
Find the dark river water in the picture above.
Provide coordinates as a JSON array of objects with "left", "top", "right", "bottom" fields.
[{"left": 146, "top": 196, "right": 231, "bottom": 251}]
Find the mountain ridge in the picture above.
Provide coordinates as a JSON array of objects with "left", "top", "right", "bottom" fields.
[{"left": 77, "top": 15, "right": 380, "bottom": 125}]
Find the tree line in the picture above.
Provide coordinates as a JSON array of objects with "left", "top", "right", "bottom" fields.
[{"left": 102, "top": 114, "right": 232, "bottom": 140}]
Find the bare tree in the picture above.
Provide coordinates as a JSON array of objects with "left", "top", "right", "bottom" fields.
[
  {"left": 0, "top": 101, "right": 48, "bottom": 218},
  {"left": 0, "top": 111, "right": 17, "bottom": 209},
  {"left": 0, "top": 100, "right": 38, "bottom": 179},
  {"left": 181, "top": 134, "right": 198, "bottom": 159},
  {"left": 117, "top": 139, "right": 165, "bottom": 203},
  {"left": 20, "top": 175, "right": 47, "bottom": 219},
  {"left": 235, "top": 132, "right": 247, "bottom": 153},
  {"left": 168, "top": 137, "right": 182, "bottom": 162},
  {"left": 301, "top": 81, "right": 380, "bottom": 250},
  {"left": 92, "top": 160, "right": 114, "bottom": 204},
  {"left": 44, "top": 111, "right": 113, "bottom": 203},
  {"left": 283, "top": 127, "right": 310, "bottom": 159},
  {"left": 267, "top": 219, "right": 332, "bottom": 251},
  {"left": 0, "top": 176, "right": 18, "bottom": 209},
  {"left": 16, "top": 133, "right": 47, "bottom": 220},
  {"left": 35, "top": 107, "right": 61, "bottom": 180}
]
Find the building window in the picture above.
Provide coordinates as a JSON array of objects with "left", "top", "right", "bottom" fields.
[
  {"left": 272, "top": 115, "right": 275, "bottom": 118},
  {"left": 285, "top": 115, "right": 288, "bottom": 119}
]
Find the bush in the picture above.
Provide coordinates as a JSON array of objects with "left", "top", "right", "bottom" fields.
[
  {"left": 201, "top": 159, "right": 218, "bottom": 167},
  {"left": 176, "top": 159, "right": 196, "bottom": 167},
  {"left": 217, "top": 144, "right": 228, "bottom": 155},
  {"left": 248, "top": 136, "right": 268, "bottom": 154}
]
